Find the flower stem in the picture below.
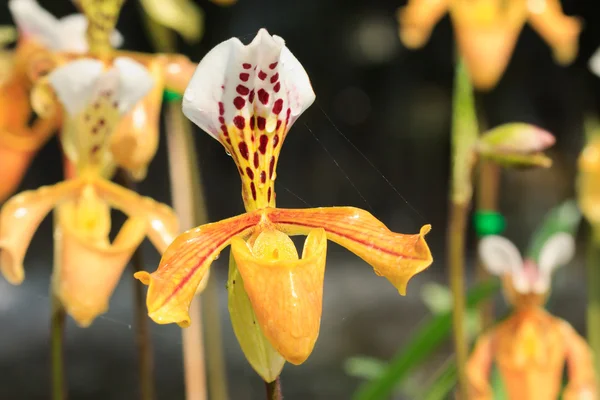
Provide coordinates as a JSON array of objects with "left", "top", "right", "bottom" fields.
[
  {"left": 114, "top": 170, "right": 156, "bottom": 400},
  {"left": 265, "top": 377, "right": 283, "bottom": 400},
  {"left": 475, "top": 160, "right": 500, "bottom": 331},
  {"left": 51, "top": 293, "right": 66, "bottom": 400},
  {"left": 586, "top": 227, "right": 600, "bottom": 386},
  {"left": 448, "top": 58, "right": 479, "bottom": 399},
  {"left": 132, "top": 247, "right": 155, "bottom": 400},
  {"left": 447, "top": 200, "right": 470, "bottom": 399}
]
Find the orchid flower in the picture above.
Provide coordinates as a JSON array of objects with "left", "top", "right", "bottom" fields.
[
  {"left": 398, "top": 0, "right": 582, "bottom": 89},
  {"left": 0, "top": 57, "right": 179, "bottom": 327},
  {"left": 466, "top": 231, "right": 596, "bottom": 399},
  {"left": 0, "top": 0, "right": 124, "bottom": 202},
  {"left": 135, "top": 29, "right": 433, "bottom": 381},
  {"left": 0, "top": 0, "right": 198, "bottom": 203}
]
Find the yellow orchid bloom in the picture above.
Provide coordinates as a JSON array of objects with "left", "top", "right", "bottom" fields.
[
  {"left": 0, "top": 57, "right": 180, "bottom": 327},
  {"left": 0, "top": 0, "right": 197, "bottom": 202},
  {"left": 135, "top": 29, "right": 433, "bottom": 380},
  {"left": 397, "top": 0, "right": 581, "bottom": 89},
  {"left": 467, "top": 235, "right": 597, "bottom": 399}
]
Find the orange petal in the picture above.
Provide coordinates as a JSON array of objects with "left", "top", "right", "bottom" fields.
[
  {"left": 135, "top": 211, "right": 262, "bottom": 327},
  {"left": 527, "top": 0, "right": 582, "bottom": 65},
  {"left": 53, "top": 202, "right": 147, "bottom": 327},
  {"left": 450, "top": 3, "right": 527, "bottom": 90},
  {"left": 110, "top": 60, "right": 164, "bottom": 180},
  {"left": 91, "top": 178, "right": 179, "bottom": 253},
  {"left": 231, "top": 228, "right": 327, "bottom": 365},
  {"left": 0, "top": 178, "right": 86, "bottom": 284},
  {"left": 397, "top": 0, "right": 450, "bottom": 48},
  {"left": 268, "top": 207, "right": 433, "bottom": 294},
  {"left": 227, "top": 253, "right": 285, "bottom": 382}
]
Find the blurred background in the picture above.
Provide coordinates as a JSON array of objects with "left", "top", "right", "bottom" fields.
[{"left": 1, "top": 0, "right": 600, "bottom": 398}]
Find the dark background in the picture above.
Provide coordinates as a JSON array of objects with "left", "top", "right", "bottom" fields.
[{"left": 1, "top": 0, "right": 600, "bottom": 398}]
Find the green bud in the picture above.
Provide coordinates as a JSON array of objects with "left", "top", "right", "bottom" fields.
[{"left": 476, "top": 123, "right": 555, "bottom": 168}]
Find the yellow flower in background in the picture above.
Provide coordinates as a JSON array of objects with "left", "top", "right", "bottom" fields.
[
  {"left": 398, "top": 0, "right": 582, "bottom": 89},
  {"left": 136, "top": 29, "right": 433, "bottom": 381},
  {"left": 0, "top": 0, "right": 198, "bottom": 203},
  {"left": 0, "top": 57, "right": 179, "bottom": 326},
  {"left": 467, "top": 233, "right": 597, "bottom": 399}
]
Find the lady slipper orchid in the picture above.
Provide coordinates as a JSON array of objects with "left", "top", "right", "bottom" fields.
[
  {"left": 467, "top": 232, "right": 597, "bottom": 399},
  {"left": 136, "top": 29, "right": 433, "bottom": 380},
  {"left": 0, "top": 57, "right": 179, "bottom": 326},
  {"left": 0, "top": 0, "right": 124, "bottom": 203},
  {"left": 397, "top": 0, "right": 582, "bottom": 89},
  {"left": 1, "top": 0, "right": 198, "bottom": 204}
]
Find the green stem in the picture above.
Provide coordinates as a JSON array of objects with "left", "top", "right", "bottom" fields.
[
  {"left": 475, "top": 160, "right": 500, "bottom": 331},
  {"left": 586, "top": 227, "right": 600, "bottom": 386},
  {"left": 449, "top": 58, "right": 479, "bottom": 399},
  {"left": 447, "top": 201, "right": 470, "bottom": 399},
  {"left": 265, "top": 377, "right": 283, "bottom": 400},
  {"left": 51, "top": 293, "right": 66, "bottom": 400}
]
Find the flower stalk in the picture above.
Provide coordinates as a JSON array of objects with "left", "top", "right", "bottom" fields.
[
  {"left": 265, "top": 377, "right": 283, "bottom": 400},
  {"left": 51, "top": 291, "right": 66, "bottom": 400},
  {"left": 448, "top": 58, "right": 479, "bottom": 398},
  {"left": 577, "top": 117, "right": 600, "bottom": 386}
]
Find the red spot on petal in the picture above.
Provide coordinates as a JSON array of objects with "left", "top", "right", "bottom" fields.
[
  {"left": 251, "top": 134, "right": 255, "bottom": 142},
  {"left": 249, "top": 90, "right": 255, "bottom": 103},
  {"left": 257, "top": 116, "right": 266, "bottom": 131},
  {"left": 273, "top": 134, "right": 280, "bottom": 148},
  {"left": 286, "top": 108, "right": 291, "bottom": 124},
  {"left": 91, "top": 145, "right": 100, "bottom": 153},
  {"left": 273, "top": 82, "right": 281, "bottom": 93},
  {"left": 246, "top": 167, "right": 254, "bottom": 179},
  {"left": 219, "top": 116, "right": 225, "bottom": 123},
  {"left": 270, "top": 73, "right": 279, "bottom": 84},
  {"left": 268, "top": 187, "right": 272, "bottom": 202},
  {"left": 239, "top": 167, "right": 244, "bottom": 176},
  {"left": 226, "top": 138, "right": 232, "bottom": 144},
  {"left": 236, "top": 85, "right": 249, "bottom": 96},
  {"left": 238, "top": 142, "right": 249, "bottom": 160},
  {"left": 253, "top": 152, "right": 259, "bottom": 168},
  {"left": 251, "top": 182, "right": 257, "bottom": 200},
  {"left": 269, "top": 156, "right": 275, "bottom": 178},
  {"left": 269, "top": 62, "right": 278, "bottom": 69},
  {"left": 276, "top": 120, "right": 282, "bottom": 130},
  {"left": 221, "top": 125, "right": 229, "bottom": 136},
  {"left": 239, "top": 72, "right": 249, "bottom": 82},
  {"left": 219, "top": 102, "right": 225, "bottom": 115},
  {"left": 233, "top": 116, "right": 245, "bottom": 130},
  {"left": 250, "top": 116, "right": 255, "bottom": 130},
  {"left": 243, "top": 63, "right": 252, "bottom": 69},
  {"left": 273, "top": 99, "right": 283, "bottom": 114},
  {"left": 260, "top": 170, "right": 266, "bottom": 183},
  {"left": 257, "top": 89, "right": 269, "bottom": 105},
  {"left": 259, "top": 134, "right": 268, "bottom": 154},
  {"left": 258, "top": 70, "right": 267, "bottom": 80},
  {"left": 233, "top": 96, "right": 245, "bottom": 109}
]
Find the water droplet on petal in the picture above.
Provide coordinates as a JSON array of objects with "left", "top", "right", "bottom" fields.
[{"left": 225, "top": 149, "right": 232, "bottom": 156}]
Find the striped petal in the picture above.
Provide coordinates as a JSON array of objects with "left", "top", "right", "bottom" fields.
[
  {"left": 231, "top": 228, "right": 327, "bottom": 365},
  {"left": 135, "top": 212, "right": 262, "bottom": 327},
  {"left": 268, "top": 207, "right": 433, "bottom": 294}
]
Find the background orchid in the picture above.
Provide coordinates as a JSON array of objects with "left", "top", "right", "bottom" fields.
[
  {"left": 468, "top": 201, "right": 596, "bottom": 400},
  {"left": 397, "top": 0, "right": 582, "bottom": 89},
  {"left": 135, "top": 29, "right": 433, "bottom": 393}
]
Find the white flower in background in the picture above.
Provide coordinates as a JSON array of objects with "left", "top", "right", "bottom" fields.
[
  {"left": 8, "top": 0, "right": 123, "bottom": 52},
  {"left": 589, "top": 47, "right": 600, "bottom": 78}
]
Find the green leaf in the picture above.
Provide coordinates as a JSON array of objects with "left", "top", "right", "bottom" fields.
[
  {"left": 420, "top": 361, "right": 458, "bottom": 400},
  {"left": 344, "top": 357, "right": 387, "bottom": 380},
  {"left": 526, "top": 199, "right": 581, "bottom": 262},
  {"left": 352, "top": 279, "right": 500, "bottom": 400}
]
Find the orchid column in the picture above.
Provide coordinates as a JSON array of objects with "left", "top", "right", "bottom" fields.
[{"left": 137, "top": 29, "right": 434, "bottom": 395}]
